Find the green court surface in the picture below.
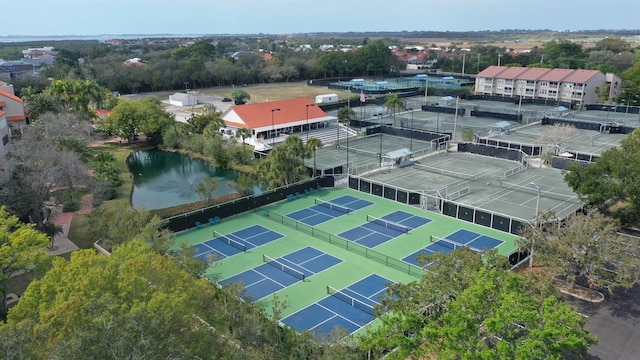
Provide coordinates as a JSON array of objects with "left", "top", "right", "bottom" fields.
[{"left": 172, "top": 187, "right": 519, "bottom": 332}]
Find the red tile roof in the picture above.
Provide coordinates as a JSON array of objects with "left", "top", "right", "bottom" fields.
[
  {"left": 0, "top": 89, "right": 22, "bottom": 103},
  {"left": 538, "top": 68, "right": 574, "bottom": 82},
  {"left": 562, "top": 69, "right": 600, "bottom": 83},
  {"left": 0, "top": 110, "right": 4, "bottom": 118},
  {"left": 493, "top": 66, "right": 529, "bottom": 80},
  {"left": 7, "top": 114, "right": 25, "bottom": 121},
  {"left": 225, "top": 97, "right": 330, "bottom": 129},
  {"left": 477, "top": 66, "right": 509, "bottom": 78},
  {"left": 518, "top": 67, "right": 553, "bottom": 81}
]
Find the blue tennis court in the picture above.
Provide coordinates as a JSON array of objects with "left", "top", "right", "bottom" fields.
[
  {"left": 338, "top": 210, "right": 431, "bottom": 248},
  {"left": 218, "top": 247, "right": 342, "bottom": 300},
  {"left": 286, "top": 195, "right": 373, "bottom": 226},
  {"left": 281, "top": 274, "right": 392, "bottom": 336},
  {"left": 191, "top": 225, "right": 284, "bottom": 262},
  {"left": 403, "top": 228, "right": 504, "bottom": 266}
]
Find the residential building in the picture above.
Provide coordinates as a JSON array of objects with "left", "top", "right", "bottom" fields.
[
  {"left": 475, "top": 66, "right": 621, "bottom": 107},
  {"left": 221, "top": 97, "right": 336, "bottom": 151},
  {"left": 22, "top": 46, "right": 58, "bottom": 59},
  {"left": 0, "top": 86, "right": 27, "bottom": 128},
  {"left": 0, "top": 107, "right": 10, "bottom": 164}
]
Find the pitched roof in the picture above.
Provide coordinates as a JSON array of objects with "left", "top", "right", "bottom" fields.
[
  {"left": 538, "top": 68, "right": 574, "bottom": 82},
  {"left": 7, "top": 114, "right": 25, "bottom": 121},
  {"left": 0, "top": 89, "right": 22, "bottom": 103},
  {"left": 518, "top": 67, "right": 553, "bottom": 81},
  {"left": 494, "top": 66, "right": 530, "bottom": 80},
  {"left": 224, "top": 97, "right": 330, "bottom": 129},
  {"left": 562, "top": 69, "right": 600, "bottom": 84},
  {"left": 477, "top": 65, "right": 509, "bottom": 78}
]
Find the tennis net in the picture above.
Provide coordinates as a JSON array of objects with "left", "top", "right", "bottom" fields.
[
  {"left": 213, "top": 230, "right": 247, "bottom": 252},
  {"left": 413, "top": 163, "right": 476, "bottom": 181},
  {"left": 263, "top": 254, "right": 306, "bottom": 281},
  {"left": 315, "top": 198, "right": 352, "bottom": 214},
  {"left": 499, "top": 181, "right": 581, "bottom": 203},
  {"left": 345, "top": 147, "right": 379, "bottom": 157},
  {"left": 430, "top": 235, "right": 481, "bottom": 252},
  {"left": 327, "top": 285, "right": 376, "bottom": 316},
  {"left": 366, "top": 215, "right": 410, "bottom": 234}
]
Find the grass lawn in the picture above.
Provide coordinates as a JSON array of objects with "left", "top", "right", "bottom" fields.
[{"left": 202, "top": 83, "right": 356, "bottom": 103}]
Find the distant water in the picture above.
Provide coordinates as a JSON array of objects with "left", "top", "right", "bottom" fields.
[{"left": 0, "top": 34, "right": 205, "bottom": 43}]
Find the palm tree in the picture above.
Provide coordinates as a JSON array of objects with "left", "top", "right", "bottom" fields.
[
  {"left": 337, "top": 106, "right": 355, "bottom": 124},
  {"left": 384, "top": 93, "right": 405, "bottom": 127},
  {"left": 235, "top": 128, "right": 253, "bottom": 154},
  {"left": 39, "top": 221, "right": 64, "bottom": 249},
  {"left": 306, "top": 137, "right": 323, "bottom": 177},
  {"left": 25, "top": 93, "right": 59, "bottom": 121}
]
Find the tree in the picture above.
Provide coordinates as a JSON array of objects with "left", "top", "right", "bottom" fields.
[
  {"left": 257, "top": 140, "right": 307, "bottom": 189},
  {"left": 1, "top": 241, "right": 240, "bottom": 359},
  {"left": 86, "top": 205, "right": 172, "bottom": 253},
  {"left": 337, "top": 106, "right": 355, "bottom": 124},
  {"left": 229, "top": 173, "right": 256, "bottom": 197},
  {"left": 518, "top": 208, "right": 640, "bottom": 293},
  {"left": 306, "top": 137, "right": 323, "bottom": 177},
  {"left": 563, "top": 128, "right": 640, "bottom": 222},
  {"left": 0, "top": 114, "right": 90, "bottom": 226},
  {"left": 235, "top": 127, "right": 253, "bottom": 155},
  {"left": 195, "top": 177, "right": 219, "bottom": 206},
  {"left": 538, "top": 123, "right": 579, "bottom": 153},
  {"left": 0, "top": 206, "right": 50, "bottom": 321},
  {"left": 103, "top": 98, "right": 174, "bottom": 143},
  {"left": 360, "top": 249, "right": 596, "bottom": 359},
  {"left": 383, "top": 93, "right": 404, "bottom": 127},
  {"left": 231, "top": 89, "right": 251, "bottom": 104}
]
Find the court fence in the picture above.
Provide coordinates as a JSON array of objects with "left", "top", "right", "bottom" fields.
[
  {"left": 261, "top": 209, "right": 426, "bottom": 278},
  {"left": 164, "top": 177, "right": 334, "bottom": 233}
]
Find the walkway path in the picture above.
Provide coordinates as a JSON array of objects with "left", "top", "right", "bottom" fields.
[{"left": 46, "top": 194, "right": 94, "bottom": 256}]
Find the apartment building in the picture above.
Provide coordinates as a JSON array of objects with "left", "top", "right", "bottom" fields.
[{"left": 475, "top": 66, "right": 621, "bottom": 107}]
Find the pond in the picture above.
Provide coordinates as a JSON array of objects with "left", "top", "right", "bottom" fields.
[{"left": 127, "top": 150, "right": 261, "bottom": 210}]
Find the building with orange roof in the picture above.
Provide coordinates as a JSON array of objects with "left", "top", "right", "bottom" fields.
[
  {"left": 221, "top": 97, "right": 336, "bottom": 151},
  {"left": 0, "top": 108, "right": 10, "bottom": 164},
  {"left": 0, "top": 88, "right": 27, "bottom": 128},
  {"left": 475, "top": 66, "right": 620, "bottom": 107}
]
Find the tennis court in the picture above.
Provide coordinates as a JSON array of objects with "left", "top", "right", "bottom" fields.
[
  {"left": 286, "top": 195, "right": 373, "bottom": 226},
  {"left": 173, "top": 187, "right": 519, "bottom": 336},
  {"left": 281, "top": 274, "right": 391, "bottom": 336},
  {"left": 339, "top": 211, "right": 431, "bottom": 248},
  {"left": 191, "top": 224, "right": 284, "bottom": 261},
  {"left": 403, "top": 229, "right": 504, "bottom": 267},
  {"left": 218, "top": 246, "right": 342, "bottom": 300}
]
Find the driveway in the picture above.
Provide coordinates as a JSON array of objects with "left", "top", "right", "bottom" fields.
[{"left": 566, "top": 284, "right": 640, "bottom": 360}]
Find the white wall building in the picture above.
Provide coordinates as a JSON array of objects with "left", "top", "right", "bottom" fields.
[{"left": 475, "top": 66, "right": 621, "bottom": 106}]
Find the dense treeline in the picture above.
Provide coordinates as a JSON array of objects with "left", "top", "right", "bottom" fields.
[{"left": 3, "top": 34, "right": 639, "bottom": 101}]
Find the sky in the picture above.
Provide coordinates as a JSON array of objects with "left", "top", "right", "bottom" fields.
[{"left": 1, "top": 0, "right": 638, "bottom": 37}]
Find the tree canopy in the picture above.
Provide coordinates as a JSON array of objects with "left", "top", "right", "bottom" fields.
[
  {"left": 519, "top": 209, "right": 640, "bottom": 292},
  {"left": 0, "top": 206, "right": 50, "bottom": 321},
  {"left": 563, "top": 128, "right": 640, "bottom": 223},
  {"left": 359, "top": 249, "right": 596, "bottom": 359}
]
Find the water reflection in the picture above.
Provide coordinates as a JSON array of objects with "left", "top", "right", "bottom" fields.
[{"left": 127, "top": 150, "right": 260, "bottom": 210}]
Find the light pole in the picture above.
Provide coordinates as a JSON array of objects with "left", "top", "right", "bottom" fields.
[
  {"left": 529, "top": 182, "right": 541, "bottom": 268},
  {"left": 305, "top": 104, "right": 315, "bottom": 141},
  {"left": 408, "top": 108, "right": 414, "bottom": 153},
  {"left": 379, "top": 114, "right": 383, "bottom": 167},
  {"left": 271, "top": 108, "right": 281, "bottom": 147}
]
